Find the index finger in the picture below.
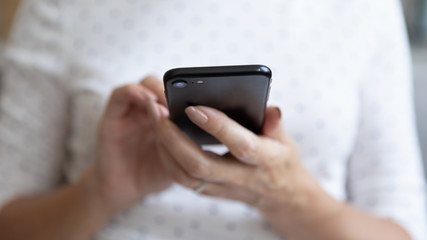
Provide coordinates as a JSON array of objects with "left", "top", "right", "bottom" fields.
[
  {"left": 104, "top": 84, "right": 154, "bottom": 120},
  {"left": 155, "top": 118, "right": 254, "bottom": 184},
  {"left": 185, "top": 106, "right": 261, "bottom": 165},
  {"left": 140, "top": 75, "right": 167, "bottom": 106}
]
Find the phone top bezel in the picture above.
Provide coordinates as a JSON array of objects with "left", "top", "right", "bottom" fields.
[{"left": 163, "top": 64, "right": 272, "bottom": 81}]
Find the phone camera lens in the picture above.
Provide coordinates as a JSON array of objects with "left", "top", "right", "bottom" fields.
[{"left": 172, "top": 80, "right": 187, "bottom": 88}]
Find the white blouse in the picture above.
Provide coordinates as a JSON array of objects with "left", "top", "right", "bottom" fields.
[{"left": 0, "top": 0, "right": 426, "bottom": 239}]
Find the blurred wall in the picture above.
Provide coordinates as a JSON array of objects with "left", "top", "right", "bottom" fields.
[
  {"left": 413, "top": 48, "right": 427, "bottom": 177},
  {"left": 403, "top": 0, "right": 427, "bottom": 42},
  {"left": 0, "top": 0, "right": 20, "bottom": 43},
  {"left": 405, "top": 0, "right": 427, "bottom": 176},
  {"left": 422, "top": 0, "right": 427, "bottom": 39}
]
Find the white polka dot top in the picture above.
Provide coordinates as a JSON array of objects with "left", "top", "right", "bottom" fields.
[{"left": 1, "top": 0, "right": 426, "bottom": 239}]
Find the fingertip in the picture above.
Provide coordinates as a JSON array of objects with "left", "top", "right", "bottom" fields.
[
  {"left": 263, "top": 106, "right": 284, "bottom": 139},
  {"left": 135, "top": 91, "right": 148, "bottom": 102},
  {"left": 139, "top": 74, "right": 159, "bottom": 86},
  {"left": 146, "top": 99, "right": 161, "bottom": 123},
  {"left": 159, "top": 105, "right": 170, "bottom": 118},
  {"left": 134, "top": 85, "right": 158, "bottom": 101},
  {"left": 273, "top": 106, "right": 282, "bottom": 120},
  {"left": 192, "top": 105, "right": 225, "bottom": 120},
  {"left": 106, "top": 84, "right": 145, "bottom": 119},
  {"left": 185, "top": 106, "right": 209, "bottom": 125},
  {"left": 266, "top": 106, "right": 282, "bottom": 120},
  {"left": 140, "top": 74, "right": 165, "bottom": 103},
  {"left": 146, "top": 90, "right": 159, "bottom": 101},
  {"left": 193, "top": 105, "right": 215, "bottom": 113}
]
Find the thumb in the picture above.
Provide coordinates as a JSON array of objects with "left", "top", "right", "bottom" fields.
[{"left": 262, "top": 106, "right": 286, "bottom": 142}]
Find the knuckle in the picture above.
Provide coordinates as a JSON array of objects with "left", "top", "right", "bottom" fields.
[
  {"left": 122, "top": 84, "right": 135, "bottom": 92},
  {"left": 233, "top": 138, "right": 257, "bottom": 162},
  {"left": 111, "top": 87, "right": 124, "bottom": 98},
  {"left": 209, "top": 119, "right": 227, "bottom": 136},
  {"left": 204, "top": 110, "right": 229, "bottom": 135},
  {"left": 188, "top": 162, "right": 210, "bottom": 179},
  {"left": 141, "top": 75, "right": 162, "bottom": 90},
  {"left": 113, "top": 84, "right": 134, "bottom": 97},
  {"left": 263, "top": 164, "right": 290, "bottom": 190},
  {"left": 142, "top": 75, "right": 160, "bottom": 83}
]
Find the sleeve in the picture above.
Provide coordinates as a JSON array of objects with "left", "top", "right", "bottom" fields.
[
  {"left": 347, "top": 1, "right": 427, "bottom": 239},
  {"left": 0, "top": 0, "right": 69, "bottom": 208}
]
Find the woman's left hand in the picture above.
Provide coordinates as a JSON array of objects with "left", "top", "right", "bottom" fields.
[{"left": 149, "top": 103, "right": 330, "bottom": 218}]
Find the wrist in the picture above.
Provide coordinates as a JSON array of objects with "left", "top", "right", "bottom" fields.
[
  {"left": 259, "top": 167, "right": 344, "bottom": 229},
  {"left": 75, "top": 168, "right": 122, "bottom": 220}
]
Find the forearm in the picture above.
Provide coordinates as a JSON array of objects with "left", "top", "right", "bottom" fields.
[
  {"left": 298, "top": 201, "right": 411, "bottom": 240},
  {"left": 262, "top": 181, "right": 411, "bottom": 240},
  {"left": 0, "top": 169, "right": 115, "bottom": 240}
]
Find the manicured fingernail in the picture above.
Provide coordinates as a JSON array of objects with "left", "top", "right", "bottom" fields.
[
  {"left": 185, "top": 106, "right": 208, "bottom": 125},
  {"left": 274, "top": 106, "right": 282, "bottom": 119},
  {"left": 147, "top": 100, "right": 160, "bottom": 123}
]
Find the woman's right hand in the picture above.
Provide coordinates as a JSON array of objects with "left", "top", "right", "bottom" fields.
[{"left": 88, "top": 76, "right": 171, "bottom": 213}]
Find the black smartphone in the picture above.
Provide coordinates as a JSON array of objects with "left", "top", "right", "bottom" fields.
[{"left": 163, "top": 65, "right": 272, "bottom": 145}]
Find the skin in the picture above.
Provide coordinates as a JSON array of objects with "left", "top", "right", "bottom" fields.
[
  {"left": 0, "top": 77, "right": 171, "bottom": 240},
  {"left": 149, "top": 80, "right": 413, "bottom": 240},
  {"left": 0, "top": 77, "right": 412, "bottom": 240}
]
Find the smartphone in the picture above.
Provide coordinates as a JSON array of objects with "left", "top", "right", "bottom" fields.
[{"left": 163, "top": 65, "right": 272, "bottom": 145}]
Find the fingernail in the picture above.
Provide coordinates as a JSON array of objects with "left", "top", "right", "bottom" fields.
[
  {"left": 274, "top": 106, "right": 282, "bottom": 119},
  {"left": 185, "top": 106, "right": 208, "bottom": 125},
  {"left": 147, "top": 100, "right": 160, "bottom": 123}
]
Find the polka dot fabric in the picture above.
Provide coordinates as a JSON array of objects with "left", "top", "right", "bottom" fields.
[{"left": 0, "top": 0, "right": 426, "bottom": 239}]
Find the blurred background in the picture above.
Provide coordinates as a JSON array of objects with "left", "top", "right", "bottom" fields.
[
  {"left": 0, "top": 0, "right": 19, "bottom": 52},
  {"left": 0, "top": 0, "right": 427, "bottom": 175},
  {"left": 402, "top": 0, "right": 427, "bottom": 176}
]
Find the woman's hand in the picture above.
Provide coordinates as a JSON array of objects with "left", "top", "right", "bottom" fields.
[
  {"left": 151, "top": 104, "right": 315, "bottom": 207},
  {"left": 148, "top": 105, "right": 412, "bottom": 240},
  {"left": 151, "top": 104, "right": 334, "bottom": 227},
  {"left": 91, "top": 76, "right": 172, "bottom": 213}
]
